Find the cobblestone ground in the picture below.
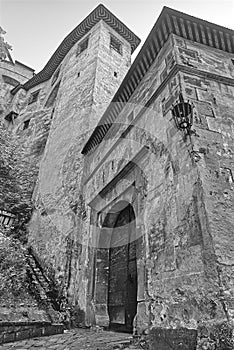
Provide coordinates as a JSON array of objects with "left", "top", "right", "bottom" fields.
[{"left": 0, "top": 329, "right": 144, "bottom": 350}]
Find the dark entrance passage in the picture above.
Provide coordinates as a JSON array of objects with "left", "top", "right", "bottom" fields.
[{"left": 108, "top": 204, "right": 137, "bottom": 332}]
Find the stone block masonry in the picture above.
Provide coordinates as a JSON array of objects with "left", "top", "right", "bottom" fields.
[{"left": 0, "top": 322, "right": 64, "bottom": 345}]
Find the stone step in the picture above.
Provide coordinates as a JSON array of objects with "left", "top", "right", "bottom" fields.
[{"left": 26, "top": 252, "right": 61, "bottom": 317}]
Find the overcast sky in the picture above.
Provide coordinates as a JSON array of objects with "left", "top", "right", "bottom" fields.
[{"left": 0, "top": 0, "right": 234, "bottom": 73}]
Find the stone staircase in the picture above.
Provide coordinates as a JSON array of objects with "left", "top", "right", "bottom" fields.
[
  {"left": 0, "top": 238, "right": 64, "bottom": 345},
  {"left": 25, "top": 247, "right": 62, "bottom": 323}
]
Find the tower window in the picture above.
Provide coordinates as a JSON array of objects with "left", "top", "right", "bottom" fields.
[
  {"left": 110, "top": 35, "right": 122, "bottom": 55},
  {"left": 114, "top": 71, "right": 118, "bottom": 77},
  {"left": 77, "top": 37, "right": 89, "bottom": 56},
  {"left": 23, "top": 119, "right": 30, "bottom": 130},
  {"left": 231, "top": 59, "right": 234, "bottom": 65},
  {"left": 28, "top": 89, "right": 40, "bottom": 105}
]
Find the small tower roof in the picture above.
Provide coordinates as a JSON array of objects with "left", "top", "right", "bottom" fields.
[{"left": 21, "top": 4, "right": 141, "bottom": 91}]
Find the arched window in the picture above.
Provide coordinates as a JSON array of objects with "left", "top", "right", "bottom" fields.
[{"left": 110, "top": 35, "right": 122, "bottom": 55}]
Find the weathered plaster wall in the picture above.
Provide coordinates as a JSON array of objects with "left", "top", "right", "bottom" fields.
[{"left": 176, "top": 36, "right": 234, "bottom": 346}]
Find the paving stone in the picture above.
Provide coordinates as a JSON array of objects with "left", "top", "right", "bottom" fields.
[{"left": 0, "top": 329, "right": 136, "bottom": 350}]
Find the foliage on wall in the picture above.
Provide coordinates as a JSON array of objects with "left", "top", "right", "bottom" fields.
[
  {"left": 0, "top": 118, "right": 38, "bottom": 242},
  {"left": 0, "top": 231, "right": 27, "bottom": 296}
]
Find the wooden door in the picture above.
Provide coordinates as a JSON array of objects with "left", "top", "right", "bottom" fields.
[{"left": 108, "top": 204, "right": 137, "bottom": 332}]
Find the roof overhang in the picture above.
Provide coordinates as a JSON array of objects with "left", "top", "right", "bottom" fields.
[
  {"left": 82, "top": 6, "right": 234, "bottom": 155},
  {"left": 19, "top": 4, "right": 140, "bottom": 92}
]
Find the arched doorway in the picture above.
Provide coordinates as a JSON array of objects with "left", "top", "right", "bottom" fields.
[{"left": 107, "top": 203, "right": 137, "bottom": 332}]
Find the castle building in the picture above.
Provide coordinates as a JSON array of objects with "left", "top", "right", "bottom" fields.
[{"left": 0, "top": 4, "right": 234, "bottom": 348}]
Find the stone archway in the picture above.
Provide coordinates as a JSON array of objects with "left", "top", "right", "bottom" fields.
[{"left": 94, "top": 201, "right": 137, "bottom": 333}]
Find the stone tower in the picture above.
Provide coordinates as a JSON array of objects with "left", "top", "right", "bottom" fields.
[{"left": 5, "top": 4, "right": 140, "bottom": 326}]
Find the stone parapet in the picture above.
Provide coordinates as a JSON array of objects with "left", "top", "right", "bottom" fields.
[{"left": 0, "top": 321, "right": 64, "bottom": 345}]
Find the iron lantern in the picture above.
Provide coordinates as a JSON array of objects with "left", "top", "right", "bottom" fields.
[{"left": 171, "top": 92, "right": 193, "bottom": 135}]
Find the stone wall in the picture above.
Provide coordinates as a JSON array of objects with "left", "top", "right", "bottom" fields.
[
  {"left": 177, "top": 35, "right": 234, "bottom": 348},
  {"left": 80, "top": 33, "right": 234, "bottom": 347}
]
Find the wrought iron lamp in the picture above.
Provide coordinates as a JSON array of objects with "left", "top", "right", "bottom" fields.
[{"left": 171, "top": 92, "right": 194, "bottom": 135}]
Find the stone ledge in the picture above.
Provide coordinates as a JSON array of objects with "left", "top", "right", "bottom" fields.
[{"left": 0, "top": 321, "right": 64, "bottom": 345}]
